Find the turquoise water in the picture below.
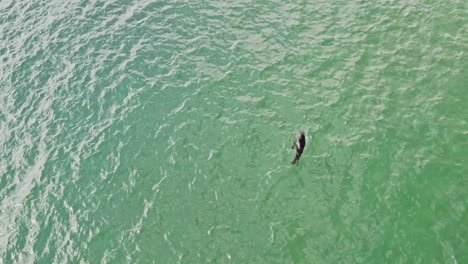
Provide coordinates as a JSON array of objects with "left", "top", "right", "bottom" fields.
[{"left": 1, "top": 0, "right": 467, "bottom": 263}]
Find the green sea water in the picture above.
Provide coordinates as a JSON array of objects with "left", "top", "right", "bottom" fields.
[{"left": 1, "top": 0, "right": 467, "bottom": 263}]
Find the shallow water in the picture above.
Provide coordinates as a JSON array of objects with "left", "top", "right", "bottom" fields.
[{"left": 1, "top": 0, "right": 467, "bottom": 263}]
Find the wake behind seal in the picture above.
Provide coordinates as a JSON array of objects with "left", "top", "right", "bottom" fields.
[{"left": 291, "top": 131, "right": 306, "bottom": 165}]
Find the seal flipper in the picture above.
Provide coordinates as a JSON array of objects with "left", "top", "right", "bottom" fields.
[
  {"left": 291, "top": 155, "right": 300, "bottom": 165},
  {"left": 292, "top": 142, "right": 297, "bottom": 149},
  {"left": 291, "top": 149, "right": 302, "bottom": 165}
]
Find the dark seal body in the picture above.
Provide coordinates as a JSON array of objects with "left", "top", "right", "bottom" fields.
[{"left": 291, "top": 131, "right": 306, "bottom": 165}]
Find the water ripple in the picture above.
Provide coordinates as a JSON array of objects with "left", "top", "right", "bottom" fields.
[{"left": 1, "top": 0, "right": 467, "bottom": 263}]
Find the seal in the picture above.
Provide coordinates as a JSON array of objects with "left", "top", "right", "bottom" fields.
[{"left": 291, "top": 131, "right": 306, "bottom": 165}]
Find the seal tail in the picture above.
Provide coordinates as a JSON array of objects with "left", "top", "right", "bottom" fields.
[{"left": 291, "top": 155, "right": 300, "bottom": 166}]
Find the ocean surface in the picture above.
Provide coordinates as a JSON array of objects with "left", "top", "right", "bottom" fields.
[{"left": 1, "top": 0, "right": 467, "bottom": 263}]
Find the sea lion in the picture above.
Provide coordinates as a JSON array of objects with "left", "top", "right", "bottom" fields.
[{"left": 291, "top": 131, "right": 306, "bottom": 165}]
